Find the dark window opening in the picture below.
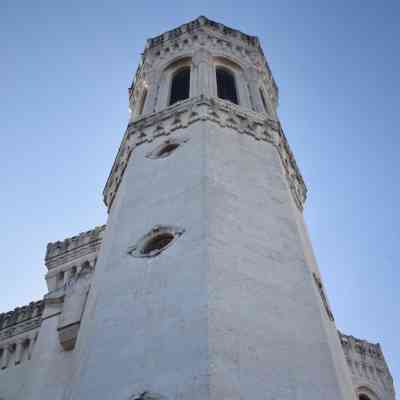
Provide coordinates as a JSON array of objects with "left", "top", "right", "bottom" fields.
[
  {"left": 141, "top": 232, "right": 174, "bottom": 255},
  {"left": 169, "top": 67, "right": 190, "bottom": 105},
  {"left": 216, "top": 67, "right": 238, "bottom": 104},
  {"left": 157, "top": 142, "right": 180, "bottom": 158},
  {"left": 359, "top": 395, "right": 371, "bottom": 400},
  {"left": 259, "top": 88, "right": 269, "bottom": 113}
]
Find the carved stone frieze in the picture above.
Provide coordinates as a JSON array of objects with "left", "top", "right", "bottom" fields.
[{"left": 103, "top": 95, "right": 307, "bottom": 212}]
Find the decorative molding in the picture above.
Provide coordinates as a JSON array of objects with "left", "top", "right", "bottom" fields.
[{"left": 103, "top": 95, "right": 307, "bottom": 212}]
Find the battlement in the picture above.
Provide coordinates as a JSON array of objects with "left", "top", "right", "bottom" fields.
[
  {"left": 0, "top": 301, "right": 44, "bottom": 341},
  {"left": 45, "top": 225, "right": 106, "bottom": 270},
  {"left": 339, "top": 332, "right": 384, "bottom": 360},
  {"left": 146, "top": 16, "right": 261, "bottom": 52}
]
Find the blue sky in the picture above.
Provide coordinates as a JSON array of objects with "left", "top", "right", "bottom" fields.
[{"left": 1, "top": 0, "right": 398, "bottom": 389}]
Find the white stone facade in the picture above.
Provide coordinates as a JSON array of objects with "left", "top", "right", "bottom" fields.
[{"left": 0, "top": 16, "right": 395, "bottom": 400}]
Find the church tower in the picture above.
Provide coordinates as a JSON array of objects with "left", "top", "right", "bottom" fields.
[
  {"left": 66, "top": 16, "right": 356, "bottom": 399},
  {"left": 1, "top": 16, "right": 397, "bottom": 400}
]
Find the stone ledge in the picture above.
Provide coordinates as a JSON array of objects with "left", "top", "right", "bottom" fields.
[{"left": 103, "top": 95, "right": 307, "bottom": 212}]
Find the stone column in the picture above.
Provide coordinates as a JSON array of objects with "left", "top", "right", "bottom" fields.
[
  {"left": 243, "top": 67, "right": 262, "bottom": 112},
  {"left": 155, "top": 69, "right": 170, "bottom": 111},
  {"left": 0, "top": 347, "right": 6, "bottom": 369},
  {"left": 192, "top": 48, "right": 213, "bottom": 97},
  {"left": 1, "top": 345, "right": 10, "bottom": 369},
  {"left": 144, "top": 69, "right": 162, "bottom": 114},
  {"left": 14, "top": 339, "right": 23, "bottom": 365},
  {"left": 27, "top": 337, "right": 34, "bottom": 360}
]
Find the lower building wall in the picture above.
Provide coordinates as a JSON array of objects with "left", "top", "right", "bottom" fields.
[{"left": 0, "top": 220, "right": 395, "bottom": 400}]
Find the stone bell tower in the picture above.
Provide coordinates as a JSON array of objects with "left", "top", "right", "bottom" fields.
[{"left": 69, "top": 16, "right": 356, "bottom": 400}]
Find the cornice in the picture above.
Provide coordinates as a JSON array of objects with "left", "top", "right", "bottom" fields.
[{"left": 103, "top": 95, "right": 307, "bottom": 212}]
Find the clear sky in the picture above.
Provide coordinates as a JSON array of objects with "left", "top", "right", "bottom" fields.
[{"left": 1, "top": 0, "right": 398, "bottom": 390}]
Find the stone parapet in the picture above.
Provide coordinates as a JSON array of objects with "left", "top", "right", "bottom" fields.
[
  {"left": 45, "top": 225, "right": 106, "bottom": 270},
  {"left": 103, "top": 95, "right": 307, "bottom": 212},
  {"left": 0, "top": 301, "right": 44, "bottom": 342},
  {"left": 146, "top": 16, "right": 260, "bottom": 54}
]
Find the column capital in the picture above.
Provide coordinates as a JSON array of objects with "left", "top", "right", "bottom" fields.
[{"left": 192, "top": 48, "right": 213, "bottom": 67}]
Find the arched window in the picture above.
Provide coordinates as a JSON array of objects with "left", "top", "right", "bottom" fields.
[
  {"left": 137, "top": 89, "right": 147, "bottom": 116},
  {"left": 216, "top": 67, "right": 238, "bottom": 104},
  {"left": 169, "top": 67, "right": 190, "bottom": 105},
  {"left": 359, "top": 395, "right": 371, "bottom": 400},
  {"left": 259, "top": 88, "right": 269, "bottom": 113}
]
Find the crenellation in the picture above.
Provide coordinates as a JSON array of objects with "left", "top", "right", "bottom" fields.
[
  {"left": 45, "top": 225, "right": 106, "bottom": 270},
  {"left": 0, "top": 301, "right": 44, "bottom": 332},
  {"left": 146, "top": 16, "right": 260, "bottom": 53}
]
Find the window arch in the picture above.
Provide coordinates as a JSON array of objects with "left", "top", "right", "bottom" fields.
[
  {"left": 169, "top": 67, "right": 190, "bottom": 105},
  {"left": 216, "top": 67, "right": 238, "bottom": 104},
  {"left": 357, "top": 387, "right": 380, "bottom": 400}
]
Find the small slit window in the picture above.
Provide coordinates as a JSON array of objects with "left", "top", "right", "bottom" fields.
[
  {"left": 169, "top": 67, "right": 190, "bottom": 105},
  {"left": 216, "top": 67, "right": 238, "bottom": 104}
]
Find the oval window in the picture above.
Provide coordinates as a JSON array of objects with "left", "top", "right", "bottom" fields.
[{"left": 128, "top": 225, "right": 185, "bottom": 258}]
